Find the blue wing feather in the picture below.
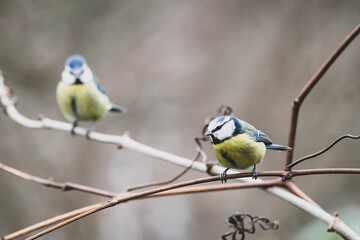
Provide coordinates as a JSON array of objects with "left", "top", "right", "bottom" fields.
[
  {"left": 251, "top": 130, "right": 273, "bottom": 145},
  {"left": 96, "top": 83, "right": 106, "bottom": 94},
  {"left": 251, "top": 130, "right": 291, "bottom": 151}
]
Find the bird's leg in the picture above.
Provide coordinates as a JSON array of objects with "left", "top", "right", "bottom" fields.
[
  {"left": 71, "top": 121, "right": 78, "bottom": 136},
  {"left": 252, "top": 164, "right": 258, "bottom": 180},
  {"left": 86, "top": 121, "right": 96, "bottom": 139},
  {"left": 220, "top": 168, "right": 229, "bottom": 183}
]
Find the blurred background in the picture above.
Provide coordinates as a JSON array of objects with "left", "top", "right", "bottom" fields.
[{"left": 0, "top": 1, "right": 360, "bottom": 239}]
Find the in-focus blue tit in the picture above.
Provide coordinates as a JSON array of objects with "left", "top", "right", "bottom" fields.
[
  {"left": 205, "top": 116, "right": 291, "bottom": 182},
  {"left": 56, "top": 55, "right": 126, "bottom": 138}
]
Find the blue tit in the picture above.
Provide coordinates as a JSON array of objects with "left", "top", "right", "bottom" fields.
[
  {"left": 205, "top": 116, "right": 291, "bottom": 182},
  {"left": 56, "top": 55, "right": 126, "bottom": 138}
]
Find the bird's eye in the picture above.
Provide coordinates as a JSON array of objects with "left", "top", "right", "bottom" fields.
[
  {"left": 213, "top": 125, "right": 223, "bottom": 132},
  {"left": 212, "top": 119, "right": 232, "bottom": 133}
]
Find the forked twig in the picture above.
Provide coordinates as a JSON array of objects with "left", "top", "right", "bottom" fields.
[
  {"left": 4, "top": 180, "right": 280, "bottom": 240},
  {"left": 1, "top": 23, "right": 360, "bottom": 239},
  {"left": 286, "top": 23, "right": 360, "bottom": 166},
  {"left": 25, "top": 168, "right": 360, "bottom": 239}
]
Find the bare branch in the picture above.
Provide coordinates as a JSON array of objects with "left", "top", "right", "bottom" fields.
[
  {"left": 1, "top": 74, "right": 360, "bottom": 239},
  {"left": 286, "top": 23, "right": 360, "bottom": 166},
  {"left": 149, "top": 179, "right": 282, "bottom": 197},
  {"left": 283, "top": 181, "right": 321, "bottom": 208},
  {"left": 5, "top": 180, "right": 280, "bottom": 240},
  {"left": 0, "top": 162, "right": 116, "bottom": 198},
  {"left": 126, "top": 152, "right": 200, "bottom": 192},
  {"left": 25, "top": 168, "right": 360, "bottom": 239},
  {"left": 2, "top": 203, "right": 102, "bottom": 240},
  {"left": 285, "top": 134, "right": 360, "bottom": 170}
]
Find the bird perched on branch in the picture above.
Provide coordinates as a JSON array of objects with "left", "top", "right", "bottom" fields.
[
  {"left": 56, "top": 55, "right": 126, "bottom": 138},
  {"left": 205, "top": 116, "right": 291, "bottom": 183}
]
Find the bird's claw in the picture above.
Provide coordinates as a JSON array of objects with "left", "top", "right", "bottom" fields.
[
  {"left": 220, "top": 168, "right": 229, "bottom": 183},
  {"left": 71, "top": 121, "right": 78, "bottom": 136},
  {"left": 220, "top": 171, "right": 227, "bottom": 183},
  {"left": 70, "top": 126, "right": 76, "bottom": 136},
  {"left": 86, "top": 121, "right": 96, "bottom": 140},
  {"left": 86, "top": 129, "right": 92, "bottom": 139},
  {"left": 252, "top": 168, "right": 258, "bottom": 180}
]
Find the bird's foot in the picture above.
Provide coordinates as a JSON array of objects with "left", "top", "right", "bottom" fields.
[
  {"left": 86, "top": 121, "right": 96, "bottom": 140},
  {"left": 220, "top": 168, "right": 229, "bottom": 184},
  {"left": 86, "top": 129, "right": 92, "bottom": 139},
  {"left": 71, "top": 121, "right": 78, "bottom": 136},
  {"left": 252, "top": 167, "right": 258, "bottom": 180}
]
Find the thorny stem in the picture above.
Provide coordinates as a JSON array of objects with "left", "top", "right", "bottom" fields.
[{"left": 286, "top": 23, "right": 360, "bottom": 166}]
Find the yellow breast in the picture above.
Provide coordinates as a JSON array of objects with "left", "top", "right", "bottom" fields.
[
  {"left": 212, "top": 134, "right": 266, "bottom": 170},
  {"left": 56, "top": 82, "right": 110, "bottom": 122}
]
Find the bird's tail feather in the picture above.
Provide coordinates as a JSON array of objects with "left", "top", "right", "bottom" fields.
[
  {"left": 109, "top": 103, "right": 127, "bottom": 113},
  {"left": 266, "top": 144, "right": 291, "bottom": 151}
]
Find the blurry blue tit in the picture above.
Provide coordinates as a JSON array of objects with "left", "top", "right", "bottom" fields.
[
  {"left": 205, "top": 116, "right": 291, "bottom": 183},
  {"left": 56, "top": 55, "right": 127, "bottom": 138}
]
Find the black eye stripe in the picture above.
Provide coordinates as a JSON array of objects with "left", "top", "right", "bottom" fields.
[
  {"left": 213, "top": 125, "right": 222, "bottom": 132},
  {"left": 212, "top": 119, "right": 231, "bottom": 133},
  {"left": 70, "top": 70, "right": 84, "bottom": 76}
]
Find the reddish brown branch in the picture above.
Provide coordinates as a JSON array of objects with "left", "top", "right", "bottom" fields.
[
  {"left": 5, "top": 180, "right": 280, "bottom": 240},
  {"left": 2, "top": 203, "right": 102, "bottom": 240},
  {"left": 25, "top": 167, "right": 360, "bottom": 239},
  {"left": 286, "top": 23, "right": 360, "bottom": 166},
  {"left": 285, "top": 134, "right": 360, "bottom": 170},
  {"left": 283, "top": 181, "right": 321, "bottom": 207},
  {"left": 148, "top": 179, "right": 282, "bottom": 197},
  {"left": 126, "top": 151, "right": 203, "bottom": 192},
  {"left": 126, "top": 154, "right": 197, "bottom": 191},
  {"left": 292, "top": 168, "right": 360, "bottom": 176},
  {"left": 0, "top": 162, "right": 116, "bottom": 198}
]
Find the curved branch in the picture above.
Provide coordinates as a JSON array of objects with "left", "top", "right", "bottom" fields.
[
  {"left": 285, "top": 134, "right": 360, "bottom": 170},
  {"left": 286, "top": 23, "right": 360, "bottom": 166},
  {"left": 1, "top": 76, "right": 359, "bottom": 239}
]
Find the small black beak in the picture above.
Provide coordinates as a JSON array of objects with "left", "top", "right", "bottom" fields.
[
  {"left": 205, "top": 131, "right": 211, "bottom": 136},
  {"left": 74, "top": 78, "right": 83, "bottom": 85}
]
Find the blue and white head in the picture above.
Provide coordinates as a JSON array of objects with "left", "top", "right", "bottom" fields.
[
  {"left": 205, "top": 116, "right": 241, "bottom": 144},
  {"left": 61, "top": 55, "right": 94, "bottom": 85}
]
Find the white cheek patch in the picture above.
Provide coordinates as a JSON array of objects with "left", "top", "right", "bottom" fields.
[
  {"left": 213, "top": 120, "right": 235, "bottom": 141},
  {"left": 80, "top": 66, "right": 93, "bottom": 84},
  {"left": 61, "top": 65, "right": 94, "bottom": 85},
  {"left": 61, "top": 70, "right": 76, "bottom": 85},
  {"left": 208, "top": 116, "right": 231, "bottom": 132}
]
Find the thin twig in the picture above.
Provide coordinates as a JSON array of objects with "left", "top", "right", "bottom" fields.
[
  {"left": 0, "top": 162, "right": 116, "bottom": 198},
  {"left": 2, "top": 204, "right": 102, "bottom": 240},
  {"left": 5, "top": 180, "right": 280, "bottom": 240},
  {"left": 1, "top": 74, "right": 360, "bottom": 239},
  {"left": 286, "top": 23, "right": 360, "bottom": 166},
  {"left": 25, "top": 168, "right": 360, "bottom": 239},
  {"left": 126, "top": 152, "right": 200, "bottom": 192},
  {"left": 285, "top": 134, "right": 360, "bottom": 170}
]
